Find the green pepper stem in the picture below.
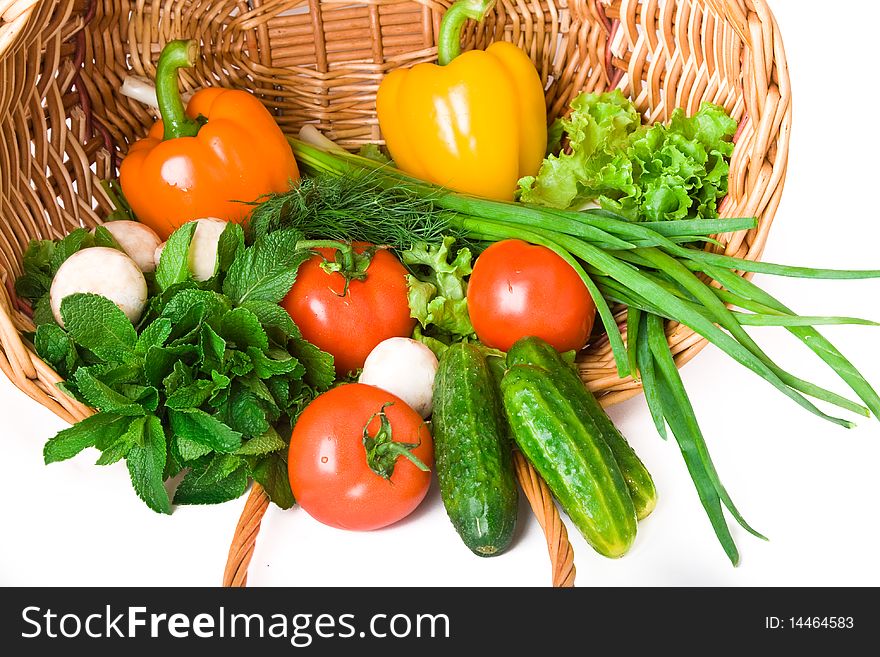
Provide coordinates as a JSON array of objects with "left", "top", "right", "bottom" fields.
[
  {"left": 156, "top": 39, "right": 202, "bottom": 140},
  {"left": 437, "top": 0, "right": 496, "bottom": 66}
]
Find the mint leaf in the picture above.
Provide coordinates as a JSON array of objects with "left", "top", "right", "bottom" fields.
[
  {"left": 289, "top": 339, "right": 335, "bottom": 390},
  {"left": 247, "top": 347, "right": 302, "bottom": 378},
  {"left": 95, "top": 441, "right": 133, "bottom": 466},
  {"left": 265, "top": 377, "right": 294, "bottom": 411},
  {"left": 15, "top": 239, "right": 55, "bottom": 302},
  {"left": 200, "top": 324, "right": 226, "bottom": 372},
  {"left": 249, "top": 450, "right": 295, "bottom": 509},
  {"left": 162, "top": 289, "right": 230, "bottom": 325},
  {"left": 127, "top": 415, "right": 171, "bottom": 514},
  {"left": 217, "top": 222, "right": 245, "bottom": 273},
  {"left": 144, "top": 344, "right": 198, "bottom": 387},
  {"left": 173, "top": 455, "right": 248, "bottom": 505},
  {"left": 219, "top": 307, "right": 269, "bottom": 351},
  {"left": 80, "top": 361, "right": 143, "bottom": 386},
  {"left": 168, "top": 408, "right": 242, "bottom": 453},
  {"left": 33, "top": 296, "right": 55, "bottom": 326},
  {"left": 222, "top": 229, "right": 309, "bottom": 304},
  {"left": 73, "top": 368, "right": 144, "bottom": 414},
  {"left": 156, "top": 222, "right": 196, "bottom": 291},
  {"left": 163, "top": 361, "right": 194, "bottom": 393},
  {"left": 95, "top": 416, "right": 142, "bottom": 465},
  {"left": 235, "top": 426, "right": 286, "bottom": 456},
  {"left": 227, "top": 350, "right": 254, "bottom": 377},
  {"left": 50, "top": 228, "right": 93, "bottom": 272},
  {"left": 165, "top": 376, "right": 230, "bottom": 410},
  {"left": 240, "top": 300, "right": 300, "bottom": 342},
  {"left": 61, "top": 293, "right": 137, "bottom": 361},
  {"left": 93, "top": 225, "right": 122, "bottom": 250},
  {"left": 174, "top": 435, "right": 213, "bottom": 462},
  {"left": 222, "top": 389, "right": 271, "bottom": 437},
  {"left": 116, "top": 384, "right": 159, "bottom": 412},
  {"left": 35, "top": 323, "right": 78, "bottom": 378},
  {"left": 167, "top": 302, "right": 208, "bottom": 346},
  {"left": 136, "top": 318, "right": 172, "bottom": 353},
  {"left": 44, "top": 411, "right": 129, "bottom": 463},
  {"left": 239, "top": 376, "right": 277, "bottom": 406}
]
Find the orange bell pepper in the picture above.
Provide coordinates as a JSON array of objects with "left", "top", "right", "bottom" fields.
[
  {"left": 120, "top": 40, "right": 299, "bottom": 239},
  {"left": 376, "top": 0, "right": 546, "bottom": 201}
]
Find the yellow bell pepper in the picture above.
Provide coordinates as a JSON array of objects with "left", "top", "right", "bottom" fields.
[{"left": 376, "top": 0, "right": 547, "bottom": 201}]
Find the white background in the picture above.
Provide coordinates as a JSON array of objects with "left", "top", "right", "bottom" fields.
[{"left": 2, "top": 1, "right": 879, "bottom": 587}]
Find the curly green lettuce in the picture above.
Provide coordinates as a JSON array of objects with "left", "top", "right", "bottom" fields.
[
  {"left": 517, "top": 90, "right": 737, "bottom": 221},
  {"left": 401, "top": 237, "right": 475, "bottom": 354}
]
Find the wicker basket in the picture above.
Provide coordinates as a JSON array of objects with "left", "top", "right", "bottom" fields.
[{"left": 0, "top": 0, "right": 790, "bottom": 587}]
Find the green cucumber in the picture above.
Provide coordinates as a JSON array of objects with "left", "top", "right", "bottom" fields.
[
  {"left": 433, "top": 343, "right": 518, "bottom": 556},
  {"left": 501, "top": 362, "right": 637, "bottom": 558},
  {"left": 507, "top": 337, "right": 657, "bottom": 520}
]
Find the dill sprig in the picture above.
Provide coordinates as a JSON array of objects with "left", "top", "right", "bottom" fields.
[{"left": 247, "top": 171, "right": 456, "bottom": 249}]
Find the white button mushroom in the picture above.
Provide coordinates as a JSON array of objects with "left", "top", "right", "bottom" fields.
[
  {"left": 152, "top": 217, "right": 228, "bottom": 281},
  {"left": 50, "top": 247, "right": 148, "bottom": 326},
  {"left": 92, "top": 220, "right": 162, "bottom": 272},
  {"left": 359, "top": 337, "right": 440, "bottom": 418}
]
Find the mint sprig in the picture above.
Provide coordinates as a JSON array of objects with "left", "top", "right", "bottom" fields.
[
  {"left": 31, "top": 222, "right": 336, "bottom": 513},
  {"left": 15, "top": 228, "right": 123, "bottom": 318}
]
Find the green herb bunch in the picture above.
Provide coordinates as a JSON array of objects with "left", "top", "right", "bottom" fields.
[
  {"left": 21, "top": 223, "right": 335, "bottom": 513},
  {"left": 16, "top": 226, "right": 126, "bottom": 326}
]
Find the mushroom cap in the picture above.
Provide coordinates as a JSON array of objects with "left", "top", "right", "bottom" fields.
[
  {"left": 50, "top": 247, "right": 148, "bottom": 326},
  {"left": 94, "top": 220, "right": 162, "bottom": 272},
  {"left": 359, "top": 337, "right": 439, "bottom": 418},
  {"left": 189, "top": 218, "right": 227, "bottom": 282},
  {"left": 152, "top": 218, "right": 228, "bottom": 281}
]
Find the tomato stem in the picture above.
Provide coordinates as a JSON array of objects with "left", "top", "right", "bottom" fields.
[
  {"left": 362, "top": 403, "right": 430, "bottom": 480},
  {"left": 297, "top": 239, "right": 379, "bottom": 297}
]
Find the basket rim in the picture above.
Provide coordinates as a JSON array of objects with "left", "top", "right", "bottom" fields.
[
  {"left": 0, "top": 0, "right": 792, "bottom": 587},
  {"left": 0, "top": 0, "right": 792, "bottom": 427}
]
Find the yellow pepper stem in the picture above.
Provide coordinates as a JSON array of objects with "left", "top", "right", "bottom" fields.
[{"left": 438, "top": 0, "right": 497, "bottom": 66}]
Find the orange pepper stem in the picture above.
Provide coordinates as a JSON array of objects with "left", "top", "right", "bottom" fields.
[
  {"left": 437, "top": 0, "right": 497, "bottom": 66},
  {"left": 156, "top": 39, "right": 202, "bottom": 140}
]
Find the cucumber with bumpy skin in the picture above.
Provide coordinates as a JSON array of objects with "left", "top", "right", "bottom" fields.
[
  {"left": 501, "top": 362, "right": 637, "bottom": 558},
  {"left": 433, "top": 343, "right": 518, "bottom": 556},
  {"left": 507, "top": 336, "right": 657, "bottom": 519}
]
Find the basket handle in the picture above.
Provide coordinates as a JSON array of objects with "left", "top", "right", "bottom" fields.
[{"left": 222, "top": 483, "right": 271, "bottom": 587}]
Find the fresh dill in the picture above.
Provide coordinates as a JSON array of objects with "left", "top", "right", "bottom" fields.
[{"left": 246, "top": 171, "right": 456, "bottom": 250}]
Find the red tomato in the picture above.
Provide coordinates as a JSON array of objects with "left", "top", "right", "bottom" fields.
[
  {"left": 467, "top": 239, "right": 596, "bottom": 352},
  {"left": 281, "top": 244, "right": 415, "bottom": 375},
  {"left": 288, "top": 384, "right": 433, "bottom": 531}
]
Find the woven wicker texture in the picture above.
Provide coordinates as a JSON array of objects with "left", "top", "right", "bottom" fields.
[{"left": 0, "top": 0, "right": 790, "bottom": 586}]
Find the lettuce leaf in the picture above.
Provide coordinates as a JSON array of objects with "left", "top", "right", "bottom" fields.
[
  {"left": 402, "top": 237, "right": 475, "bottom": 353},
  {"left": 518, "top": 90, "right": 737, "bottom": 221}
]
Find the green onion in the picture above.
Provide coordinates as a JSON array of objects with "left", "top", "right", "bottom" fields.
[
  {"left": 645, "top": 314, "right": 766, "bottom": 566},
  {"left": 634, "top": 313, "right": 667, "bottom": 441},
  {"left": 285, "top": 137, "right": 880, "bottom": 562}
]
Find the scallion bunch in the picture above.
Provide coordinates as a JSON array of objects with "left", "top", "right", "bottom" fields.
[{"left": 261, "top": 138, "right": 880, "bottom": 563}]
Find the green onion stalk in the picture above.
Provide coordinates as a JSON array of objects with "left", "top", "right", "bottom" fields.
[{"left": 281, "top": 137, "right": 880, "bottom": 564}]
